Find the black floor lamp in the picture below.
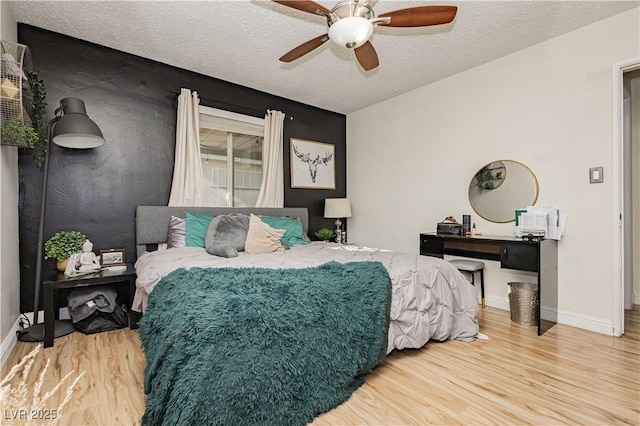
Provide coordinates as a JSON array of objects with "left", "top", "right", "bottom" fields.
[{"left": 18, "top": 97, "right": 104, "bottom": 342}]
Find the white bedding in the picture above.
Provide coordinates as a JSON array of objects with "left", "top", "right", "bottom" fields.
[{"left": 134, "top": 242, "right": 479, "bottom": 353}]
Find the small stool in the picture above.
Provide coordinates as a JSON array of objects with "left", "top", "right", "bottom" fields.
[{"left": 449, "top": 259, "right": 485, "bottom": 308}]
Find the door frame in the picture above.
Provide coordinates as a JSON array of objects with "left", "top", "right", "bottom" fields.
[{"left": 612, "top": 56, "right": 640, "bottom": 336}]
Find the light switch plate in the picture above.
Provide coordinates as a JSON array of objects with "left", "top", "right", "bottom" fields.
[{"left": 589, "top": 167, "right": 604, "bottom": 184}]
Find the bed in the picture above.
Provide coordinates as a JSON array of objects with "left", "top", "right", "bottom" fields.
[{"left": 134, "top": 206, "right": 479, "bottom": 425}]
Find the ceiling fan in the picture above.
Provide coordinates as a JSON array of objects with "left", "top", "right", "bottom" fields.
[{"left": 273, "top": 0, "right": 457, "bottom": 71}]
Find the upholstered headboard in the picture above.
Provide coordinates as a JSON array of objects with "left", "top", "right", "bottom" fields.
[{"left": 135, "top": 206, "right": 309, "bottom": 258}]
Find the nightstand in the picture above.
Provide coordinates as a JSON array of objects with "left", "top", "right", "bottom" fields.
[{"left": 43, "top": 263, "right": 137, "bottom": 348}]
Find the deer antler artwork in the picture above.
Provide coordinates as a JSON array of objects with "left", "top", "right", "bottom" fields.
[{"left": 292, "top": 143, "right": 333, "bottom": 184}]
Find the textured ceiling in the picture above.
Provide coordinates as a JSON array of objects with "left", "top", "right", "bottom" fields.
[{"left": 8, "top": 0, "right": 640, "bottom": 114}]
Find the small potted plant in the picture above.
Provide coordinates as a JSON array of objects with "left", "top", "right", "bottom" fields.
[
  {"left": 314, "top": 228, "right": 335, "bottom": 242},
  {"left": 45, "top": 230, "right": 87, "bottom": 271}
]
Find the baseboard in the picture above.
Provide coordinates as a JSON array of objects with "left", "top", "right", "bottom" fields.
[
  {"left": 1, "top": 308, "right": 72, "bottom": 369},
  {"left": 634, "top": 291, "right": 640, "bottom": 305},
  {"left": 22, "top": 310, "right": 45, "bottom": 325},
  {"left": 485, "top": 295, "right": 510, "bottom": 311},
  {"left": 484, "top": 296, "right": 614, "bottom": 336},
  {"left": 555, "top": 309, "right": 613, "bottom": 335},
  {"left": 0, "top": 316, "right": 21, "bottom": 370}
]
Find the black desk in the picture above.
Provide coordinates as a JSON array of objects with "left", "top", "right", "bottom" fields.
[
  {"left": 420, "top": 233, "right": 558, "bottom": 335},
  {"left": 43, "top": 264, "right": 137, "bottom": 348}
]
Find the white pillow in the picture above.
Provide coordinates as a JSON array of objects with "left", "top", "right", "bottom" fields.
[
  {"left": 167, "top": 216, "right": 186, "bottom": 248},
  {"left": 245, "top": 214, "right": 286, "bottom": 254}
]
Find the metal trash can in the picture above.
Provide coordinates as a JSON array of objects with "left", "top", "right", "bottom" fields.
[{"left": 508, "top": 282, "right": 539, "bottom": 325}]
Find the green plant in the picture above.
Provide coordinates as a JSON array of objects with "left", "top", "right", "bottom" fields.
[
  {"left": 0, "top": 120, "right": 39, "bottom": 148},
  {"left": 474, "top": 165, "right": 493, "bottom": 191},
  {"left": 25, "top": 69, "right": 47, "bottom": 167},
  {"left": 44, "top": 231, "right": 87, "bottom": 261},
  {"left": 314, "top": 228, "right": 335, "bottom": 241}
]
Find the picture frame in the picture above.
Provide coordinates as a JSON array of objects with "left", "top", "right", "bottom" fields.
[
  {"left": 290, "top": 138, "right": 335, "bottom": 189},
  {"left": 100, "top": 249, "right": 126, "bottom": 267}
]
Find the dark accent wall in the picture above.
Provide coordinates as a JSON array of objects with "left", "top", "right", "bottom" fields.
[{"left": 17, "top": 25, "right": 346, "bottom": 313}]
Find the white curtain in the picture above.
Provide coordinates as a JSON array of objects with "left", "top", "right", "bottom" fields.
[
  {"left": 255, "top": 110, "right": 285, "bottom": 207},
  {"left": 168, "top": 88, "right": 204, "bottom": 206}
]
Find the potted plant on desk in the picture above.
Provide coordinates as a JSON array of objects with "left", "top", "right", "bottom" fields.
[{"left": 44, "top": 230, "right": 87, "bottom": 271}]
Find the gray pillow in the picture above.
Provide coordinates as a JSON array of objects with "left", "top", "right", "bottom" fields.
[
  {"left": 205, "top": 213, "right": 250, "bottom": 254},
  {"left": 206, "top": 243, "right": 238, "bottom": 258}
]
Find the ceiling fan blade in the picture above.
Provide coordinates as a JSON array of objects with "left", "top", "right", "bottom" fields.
[
  {"left": 279, "top": 34, "right": 329, "bottom": 63},
  {"left": 378, "top": 6, "right": 457, "bottom": 27},
  {"left": 354, "top": 41, "right": 379, "bottom": 71},
  {"left": 272, "top": 0, "right": 330, "bottom": 16}
]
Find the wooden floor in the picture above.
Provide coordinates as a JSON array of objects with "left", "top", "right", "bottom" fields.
[{"left": 2, "top": 306, "right": 639, "bottom": 425}]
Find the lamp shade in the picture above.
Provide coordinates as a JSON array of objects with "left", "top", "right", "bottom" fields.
[
  {"left": 328, "top": 16, "right": 374, "bottom": 49},
  {"left": 51, "top": 97, "right": 104, "bottom": 149},
  {"left": 324, "top": 198, "right": 352, "bottom": 218}
]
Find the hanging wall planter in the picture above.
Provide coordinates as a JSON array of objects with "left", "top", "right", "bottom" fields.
[{"left": 1, "top": 40, "right": 48, "bottom": 166}]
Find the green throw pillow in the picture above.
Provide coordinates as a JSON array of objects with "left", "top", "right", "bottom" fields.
[
  {"left": 259, "top": 215, "right": 309, "bottom": 246},
  {"left": 186, "top": 212, "right": 215, "bottom": 247}
]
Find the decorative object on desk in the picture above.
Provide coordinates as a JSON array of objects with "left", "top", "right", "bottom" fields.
[
  {"left": 79, "top": 239, "right": 101, "bottom": 272},
  {"left": 44, "top": 230, "right": 87, "bottom": 271},
  {"left": 468, "top": 160, "right": 538, "bottom": 223},
  {"left": 314, "top": 228, "right": 335, "bottom": 242},
  {"left": 290, "top": 138, "right": 335, "bottom": 189},
  {"left": 64, "top": 239, "right": 102, "bottom": 277},
  {"left": 100, "top": 249, "right": 126, "bottom": 268},
  {"left": 436, "top": 216, "right": 463, "bottom": 236},
  {"left": 18, "top": 97, "right": 104, "bottom": 343},
  {"left": 467, "top": 223, "right": 482, "bottom": 236},
  {"left": 324, "top": 198, "right": 352, "bottom": 243},
  {"left": 462, "top": 214, "right": 471, "bottom": 235}
]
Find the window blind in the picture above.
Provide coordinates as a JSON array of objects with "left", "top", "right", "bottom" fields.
[{"left": 199, "top": 105, "right": 264, "bottom": 136}]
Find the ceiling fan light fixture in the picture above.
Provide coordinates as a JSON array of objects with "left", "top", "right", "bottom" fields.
[{"left": 328, "top": 16, "right": 373, "bottom": 49}]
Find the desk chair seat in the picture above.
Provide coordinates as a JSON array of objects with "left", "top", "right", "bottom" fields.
[{"left": 449, "top": 259, "right": 485, "bottom": 308}]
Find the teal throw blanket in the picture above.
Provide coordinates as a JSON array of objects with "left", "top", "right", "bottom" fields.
[{"left": 140, "top": 261, "right": 391, "bottom": 426}]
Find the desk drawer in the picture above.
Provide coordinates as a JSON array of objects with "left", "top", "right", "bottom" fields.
[
  {"left": 420, "top": 234, "right": 444, "bottom": 257},
  {"left": 501, "top": 242, "right": 538, "bottom": 272}
]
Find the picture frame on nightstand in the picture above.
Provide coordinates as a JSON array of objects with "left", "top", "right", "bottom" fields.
[{"left": 100, "top": 249, "right": 126, "bottom": 267}]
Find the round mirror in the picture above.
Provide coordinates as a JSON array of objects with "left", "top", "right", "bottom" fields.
[{"left": 468, "top": 160, "right": 539, "bottom": 223}]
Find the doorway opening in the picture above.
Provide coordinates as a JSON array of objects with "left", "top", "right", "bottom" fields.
[{"left": 613, "top": 57, "right": 640, "bottom": 336}]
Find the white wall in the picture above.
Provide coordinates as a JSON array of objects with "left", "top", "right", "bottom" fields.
[
  {"left": 0, "top": 1, "right": 21, "bottom": 368},
  {"left": 347, "top": 8, "right": 640, "bottom": 334}
]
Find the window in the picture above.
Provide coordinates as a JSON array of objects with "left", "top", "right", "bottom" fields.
[{"left": 199, "top": 106, "right": 264, "bottom": 207}]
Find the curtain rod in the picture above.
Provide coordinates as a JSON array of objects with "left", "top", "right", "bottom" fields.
[{"left": 169, "top": 90, "right": 291, "bottom": 120}]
